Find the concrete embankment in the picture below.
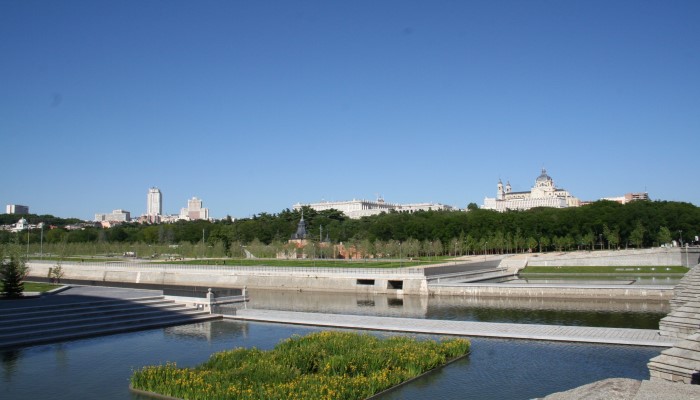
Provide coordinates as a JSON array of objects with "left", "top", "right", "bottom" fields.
[
  {"left": 428, "top": 283, "right": 673, "bottom": 300},
  {"left": 526, "top": 247, "right": 700, "bottom": 268},
  {"left": 27, "top": 248, "right": 687, "bottom": 298},
  {"left": 27, "top": 261, "right": 429, "bottom": 295}
]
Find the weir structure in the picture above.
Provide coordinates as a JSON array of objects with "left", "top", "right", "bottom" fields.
[{"left": 26, "top": 247, "right": 693, "bottom": 299}]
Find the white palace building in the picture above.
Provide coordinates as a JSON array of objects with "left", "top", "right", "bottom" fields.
[
  {"left": 482, "top": 169, "right": 580, "bottom": 212},
  {"left": 294, "top": 197, "right": 455, "bottom": 219}
]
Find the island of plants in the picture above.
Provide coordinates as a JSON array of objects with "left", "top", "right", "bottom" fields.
[{"left": 130, "top": 331, "right": 470, "bottom": 400}]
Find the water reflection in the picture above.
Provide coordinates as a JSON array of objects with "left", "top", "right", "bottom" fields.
[
  {"left": 243, "top": 289, "right": 668, "bottom": 329},
  {"left": 165, "top": 320, "right": 249, "bottom": 342},
  {"left": 0, "top": 321, "right": 663, "bottom": 400},
  {"left": 1, "top": 348, "right": 21, "bottom": 380},
  {"left": 245, "top": 289, "right": 429, "bottom": 318}
]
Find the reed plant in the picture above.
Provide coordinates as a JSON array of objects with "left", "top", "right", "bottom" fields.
[{"left": 131, "top": 331, "right": 470, "bottom": 400}]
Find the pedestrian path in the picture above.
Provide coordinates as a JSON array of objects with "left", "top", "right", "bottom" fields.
[{"left": 229, "top": 309, "right": 675, "bottom": 348}]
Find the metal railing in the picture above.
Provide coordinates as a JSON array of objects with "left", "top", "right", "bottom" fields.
[{"left": 28, "top": 260, "right": 426, "bottom": 276}]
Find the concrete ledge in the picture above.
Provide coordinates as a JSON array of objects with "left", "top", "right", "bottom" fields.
[{"left": 429, "top": 283, "right": 673, "bottom": 300}]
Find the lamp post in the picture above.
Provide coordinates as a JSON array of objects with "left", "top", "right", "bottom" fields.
[
  {"left": 399, "top": 242, "right": 402, "bottom": 268},
  {"left": 40, "top": 223, "right": 44, "bottom": 259}
]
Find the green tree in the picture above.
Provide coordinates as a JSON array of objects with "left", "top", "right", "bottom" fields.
[
  {"left": 607, "top": 227, "right": 620, "bottom": 250},
  {"left": 657, "top": 226, "right": 672, "bottom": 246},
  {"left": 602, "top": 224, "right": 611, "bottom": 250},
  {"left": 581, "top": 231, "right": 595, "bottom": 250},
  {"left": 526, "top": 237, "right": 538, "bottom": 252},
  {"left": 1, "top": 245, "right": 27, "bottom": 298},
  {"left": 629, "top": 221, "right": 646, "bottom": 249}
]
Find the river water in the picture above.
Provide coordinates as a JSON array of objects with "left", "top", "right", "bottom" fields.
[
  {"left": 2, "top": 320, "right": 663, "bottom": 400},
  {"left": 1, "top": 288, "right": 670, "bottom": 399}
]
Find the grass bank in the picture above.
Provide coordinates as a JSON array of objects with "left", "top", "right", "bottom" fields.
[
  {"left": 522, "top": 266, "right": 687, "bottom": 274},
  {"left": 130, "top": 331, "right": 470, "bottom": 400},
  {"left": 162, "top": 258, "right": 427, "bottom": 268},
  {"left": 23, "top": 281, "right": 62, "bottom": 293}
]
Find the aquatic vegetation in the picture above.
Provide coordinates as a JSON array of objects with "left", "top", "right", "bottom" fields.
[{"left": 130, "top": 331, "right": 470, "bottom": 400}]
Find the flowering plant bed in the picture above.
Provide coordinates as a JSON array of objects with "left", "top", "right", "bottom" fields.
[{"left": 130, "top": 331, "right": 470, "bottom": 400}]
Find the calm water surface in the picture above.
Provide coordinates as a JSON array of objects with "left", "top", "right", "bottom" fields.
[
  {"left": 1, "top": 320, "right": 662, "bottom": 400},
  {"left": 242, "top": 289, "right": 669, "bottom": 329}
]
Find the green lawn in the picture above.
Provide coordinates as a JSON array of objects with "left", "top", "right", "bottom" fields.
[
  {"left": 521, "top": 265, "right": 688, "bottom": 274},
  {"left": 23, "top": 281, "right": 62, "bottom": 293},
  {"left": 162, "top": 258, "right": 428, "bottom": 268}
]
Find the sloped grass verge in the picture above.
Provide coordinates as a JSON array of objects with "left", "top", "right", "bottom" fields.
[{"left": 130, "top": 331, "right": 470, "bottom": 400}]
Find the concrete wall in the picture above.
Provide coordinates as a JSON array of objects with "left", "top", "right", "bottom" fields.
[
  {"left": 27, "top": 261, "right": 429, "bottom": 295},
  {"left": 526, "top": 248, "right": 700, "bottom": 268},
  {"left": 429, "top": 283, "right": 673, "bottom": 300}
]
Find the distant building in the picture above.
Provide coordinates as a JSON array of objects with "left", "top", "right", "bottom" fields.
[
  {"left": 6, "top": 204, "right": 29, "bottom": 214},
  {"left": 147, "top": 187, "right": 162, "bottom": 222},
  {"left": 94, "top": 209, "right": 131, "bottom": 223},
  {"left": 600, "top": 192, "right": 650, "bottom": 204},
  {"left": 179, "top": 197, "right": 209, "bottom": 221},
  {"left": 482, "top": 169, "right": 580, "bottom": 212},
  {"left": 10, "top": 218, "right": 29, "bottom": 232},
  {"left": 294, "top": 197, "right": 454, "bottom": 219}
]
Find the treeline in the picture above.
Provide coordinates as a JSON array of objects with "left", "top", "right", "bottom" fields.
[
  {"left": 0, "top": 214, "right": 82, "bottom": 227},
  {"left": 4, "top": 200, "right": 699, "bottom": 257}
]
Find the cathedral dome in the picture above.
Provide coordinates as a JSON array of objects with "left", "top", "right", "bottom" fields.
[{"left": 536, "top": 168, "right": 552, "bottom": 183}]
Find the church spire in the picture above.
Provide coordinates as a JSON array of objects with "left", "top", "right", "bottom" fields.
[{"left": 291, "top": 209, "right": 308, "bottom": 240}]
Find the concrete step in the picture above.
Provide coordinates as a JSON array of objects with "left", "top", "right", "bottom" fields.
[
  {"left": 0, "top": 308, "right": 209, "bottom": 343},
  {"left": 660, "top": 347, "right": 700, "bottom": 363},
  {"left": 647, "top": 355, "right": 700, "bottom": 373},
  {"left": 0, "top": 302, "right": 187, "bottom": 326},
  {"left": 0, "top": 312, "right": 220, "bottom": 349},
  {"left": 0, "top": 306, "right": 194, "bottom": 335}
]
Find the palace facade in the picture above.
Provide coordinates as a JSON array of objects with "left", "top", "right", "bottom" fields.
[
  {"left": 482, "top": 169, "right": 580, "bottom": 212},
  {"left": 294, "top": 197, "right": 454, "bottom": 219}
]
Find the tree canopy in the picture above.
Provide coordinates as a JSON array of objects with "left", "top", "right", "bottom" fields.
[{"left": 3, "top": 200, "right": 699, "bottom": 257}]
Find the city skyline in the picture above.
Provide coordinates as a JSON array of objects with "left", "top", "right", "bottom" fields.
[{"left": 2, "top": 1, "right": 699, "bottom": 220}]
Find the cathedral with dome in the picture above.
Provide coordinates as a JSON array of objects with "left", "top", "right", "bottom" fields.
[{"left": 481, "top": 169, "right": 580, "bottom": 212}]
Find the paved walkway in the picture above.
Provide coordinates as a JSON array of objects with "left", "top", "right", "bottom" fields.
[{"left": 230, "top": 309, "right": 676, "bottom": 347}]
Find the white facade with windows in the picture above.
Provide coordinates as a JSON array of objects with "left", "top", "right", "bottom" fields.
[
  {"left": 147, "top": 187, "right": 162, "bottom": 219},
  {"left": 482, "top": 169, "right": 580, "bottom": 212},
  {"left": 179, "top": 197, "right": 210, "bottom": 220},
  {"left": 294, "top": 198, "right": 455, "bottom": 219},
  {"left": 95, "top": 209, "right": 131, "bottom": 222}
]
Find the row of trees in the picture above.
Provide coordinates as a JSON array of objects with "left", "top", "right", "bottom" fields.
[{"left": 3, "top": 200, "right": 699, "bottom": 258}]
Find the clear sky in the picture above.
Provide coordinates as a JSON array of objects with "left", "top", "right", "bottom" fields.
[{"left": 2, "top": 1, "right": 699, "bottom": 220}]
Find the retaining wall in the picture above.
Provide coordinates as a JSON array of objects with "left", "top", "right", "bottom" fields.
[
  {"left": 27, "top": 261, "right": 429, "bottom": 295},
  {"left": 526, "top": 248, "right": 700, "bottom": 268},
  {"left": 429, "top": 283, "right": 673, "bottom": 300}
]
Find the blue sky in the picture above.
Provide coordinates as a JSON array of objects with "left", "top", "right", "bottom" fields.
[{"left": 2, "top": 1, "right": 699, "bottom": 220}]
